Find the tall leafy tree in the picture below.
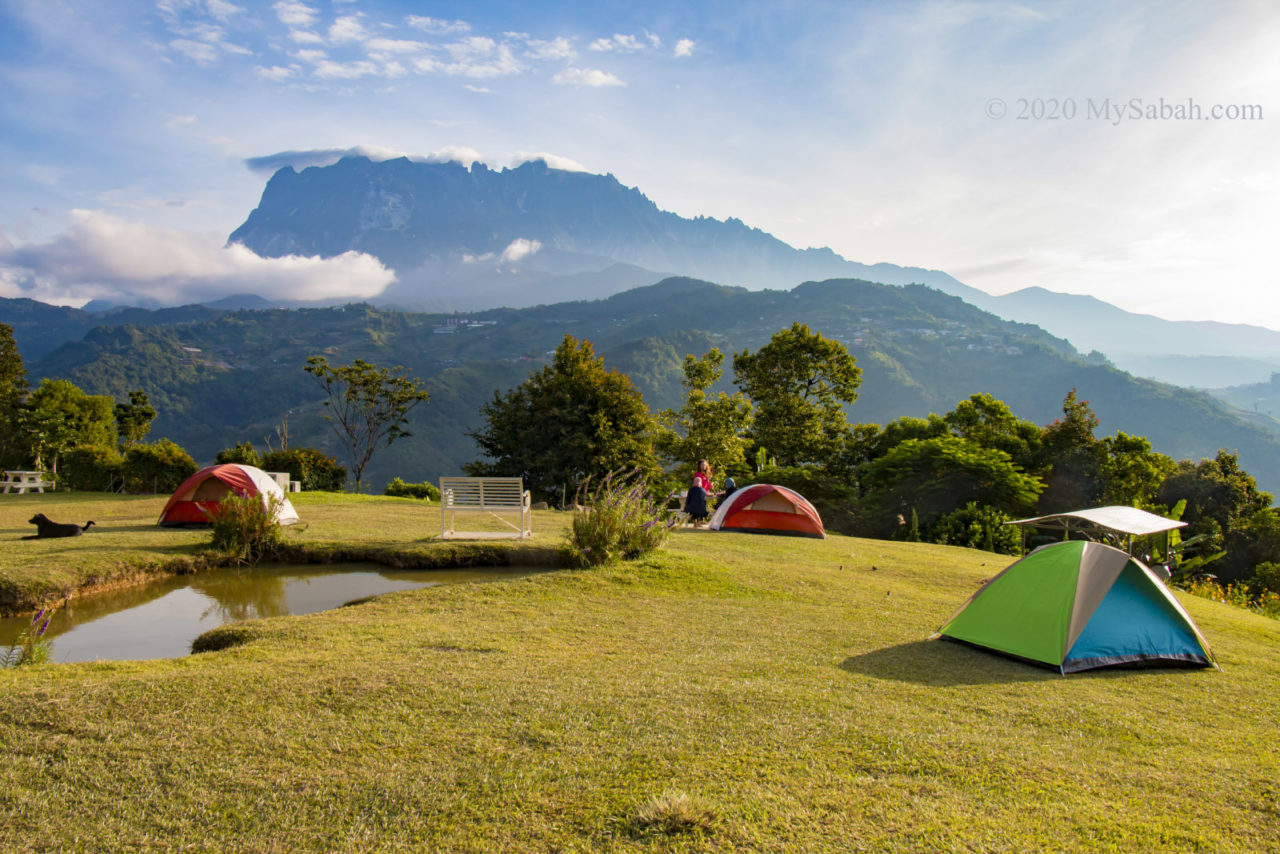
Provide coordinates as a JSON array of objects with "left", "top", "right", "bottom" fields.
[
  {"left": 1035, "top": 389, "right": 1106, "bottom": 513},
  {"left": 657, "top": 348, "right": 753, "bottom": 480},
  {"left": 1099, "top": 432, "right": 1175, "bottom": 506},
  {"left": 943, "top": 393, "right": 1042, "bottom": 471},
  {"left": 19, "top": 379, "right": 117, "bottom": 476},
  {"left": 305, "top": 356, "right": 430, "bottom": 494},
  {"left": 0, "top": 323, "right": 28, "bottom": 468},
  {"left": 466, "top": 335, "right": 659, "bottom": 505},
  {"left": 114, "top": 390, "right": 157, "bottom": 448},
  {"left": 733, "top": 323, "right": 861, "bottom": 466}
]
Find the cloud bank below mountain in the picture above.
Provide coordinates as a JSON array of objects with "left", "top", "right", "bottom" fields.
[{"left": 0, "top": 210, "right": 395, "bottom": 307}]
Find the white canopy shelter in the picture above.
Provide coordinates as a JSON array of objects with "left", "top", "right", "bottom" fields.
[
  {"left": 1006, "top": 506, "right": 1186, "bottom": 554},
  {"left": 1007, "top": 506, "right": 1187, "bottom": 537}
]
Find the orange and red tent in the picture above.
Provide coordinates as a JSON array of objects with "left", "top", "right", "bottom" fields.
[
  {"left": 158, "top": 463, "right": 300, "bottom": 527},
  {"left": 708, "top": 484, "right": 825, "bottom": 538}
]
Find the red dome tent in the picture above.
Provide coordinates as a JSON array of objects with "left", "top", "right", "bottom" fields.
[
  {"left": 158, "top": 463, "right": 300, "bottom": 527},
  {"left": 708, "top": 484, "right": 825, "bottom": 538}
]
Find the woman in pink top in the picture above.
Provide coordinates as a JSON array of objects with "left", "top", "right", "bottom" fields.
[{"left": 695, "top": 459, "right": 715, "bottom": 494}]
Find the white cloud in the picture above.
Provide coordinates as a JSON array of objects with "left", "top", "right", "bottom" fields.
[
  {"left": 439, "top": 38, "right": 522, "bottom": 78},
  {"left": 406, "top": 15, "right": 470, "bottom": 35},
  {"left": 169, "top": 38, "right": 220, "bottom": 65},
  {"left": 674, "top": 38, "right": 695, "bottom": 58},
  {"left": 552, "top": 67, "right": 625, "bottom": 87},
  {"left": 525, "top": 36, "right": 575, "bottom": 60},
  {"left": 512, "top": 152, "right": 588, "bottom": 172},
  {"left": 365, "top": 38, "right": 428, "bottom": 55},
  {"left": 273, "top": 1, "right": 317, "bottom": 28},
  {"left": 0, "top": 210, "right": 395, "bottom": 305},
  {"left": 313, "top": 59, "right": 382, "bottom": 80},
  {"left": 499, "top": 238, "right": 542, "bottom": 264},
  {"left": 328, "top": 14, "right": 369, "bottom": 44},
  {"left": 589, "top": 34, "right": 646, "bottom": 52},
  {"left": 292, "top": 48, "right": 327, "bottom": 63},
  {"left": 254, "top": 64, "right": 299, "bottom": 81},
  {"left": 242, "top": 147, "right": 587, "bottom": 177},
  {"left": 288, "top": 29, "right": 325, "bottom": 45},
  {"left": 205, "top": 0, "right": 243, "bottom": 21}
]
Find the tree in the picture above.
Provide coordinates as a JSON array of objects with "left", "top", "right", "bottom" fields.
[
  {"left": 304, "top": 356, "right": 430, "bottom": 493},
  {"left": 1157, "top": 450, "right": 1274, "bottom": 581},
  {"left": 1034, "top": 389, "right": 1106, "bottom": 513},
  {"left": 18, "top": 379, "right": 116, "bottom": 476},
  {"left": 657, "top": 348, "right": 753, "bottom": 480},
  {"left": 466, "top": 335, "right": 659, "bottom": 505},
  {"left": 1098, "top": 432, "right": 1175, "bottom": 506},
  {"left": 114, "top": 390, "right": 157, "bottom": 448},
  {"left": 216, "top": 441, "right": 263, "bottom": 468},
  {"left": 0, "top": 323, "right": 28, "bottom": 468},
  {"left": 733, "top": 323, "right": 862, "bottom": 466},
  {"left": 857, "top": 436, "right": 1043, "bottom": 538},
  {"left": 943, "top": 393, "right": 1042, "bottom": 471}
]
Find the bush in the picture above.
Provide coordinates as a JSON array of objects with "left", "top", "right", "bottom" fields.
[
  {"left": 384, "top": 477, "right": 441, "bottom": 501},
  {"left": 567, "top": 470, "right": 674, "bottom": 567},
  {"left": 929, "top": 502, "right": 1023, "bottom": 555},
  {"left": 1251, "top": 562, "right": 1280, "bottom": 595},
  {"left": 210, "top": 493, "right": 285, "bottom": 565},
  {"left": 215, "top": 441, "right": 262, "bottom": 468},
  {"left": 1184, "top": 577, "right": 1280, "bottom": 620},
  {"left": 260, "top": 448, "right": 347, "bottom": 492},
  {"left": 121, "top": 438, "right": 198, "bottom": 494},
  {"left": 59, "top": 445, "right": 124, "bottom": 492}
]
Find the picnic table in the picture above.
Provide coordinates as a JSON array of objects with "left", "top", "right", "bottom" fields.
[{"left": 2, "top": 471, "right": 55, "bottom": 494}]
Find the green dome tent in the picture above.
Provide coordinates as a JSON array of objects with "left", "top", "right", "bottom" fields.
[{"left": 934, "top": 540, "right": 1215, "bottom": 674}]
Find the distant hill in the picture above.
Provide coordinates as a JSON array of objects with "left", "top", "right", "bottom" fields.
[
  {"left": 0, "top": 297, "right": 226, "bottom": 361},
  {"left": 228, "top": 156, "right": 984, "bottom": 310},
  {"left": 28, "top": 277, "right": 1280, "bottom": 495},
  {"left": 976, "top": 287, "right": 1280, "bottom": 388}
]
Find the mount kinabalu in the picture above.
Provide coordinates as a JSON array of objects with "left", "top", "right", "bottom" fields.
[{"left": 228, "top": 156, "right": 985, "bottom": 310}]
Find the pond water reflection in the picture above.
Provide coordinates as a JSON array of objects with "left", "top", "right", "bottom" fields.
[{"left": 1, "top": 564, "right": 533, "bottom": 663}]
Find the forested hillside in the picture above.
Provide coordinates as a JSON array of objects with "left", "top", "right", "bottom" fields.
[{"left": 27, "top": 277, "right": 1280, "bottom": 493}]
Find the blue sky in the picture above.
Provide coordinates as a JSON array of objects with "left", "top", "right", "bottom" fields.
[{"left": 0, "top": 0, "right": 1276, "bottom": 328}]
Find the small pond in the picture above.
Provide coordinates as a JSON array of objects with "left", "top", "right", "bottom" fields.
[{"left": 1, "top": 564, "right": 535, "bottom": 663}]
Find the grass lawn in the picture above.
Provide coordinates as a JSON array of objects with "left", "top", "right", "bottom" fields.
[{"left": 1, "top": 493, "right": 1278, "bottom": 852}]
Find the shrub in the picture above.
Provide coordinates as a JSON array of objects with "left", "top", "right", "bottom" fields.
[
  {"left": 1251, "top": 562, "right": 1280, "bottom": 595},
  {"left": 929, "top": 502, "right": 1023, "bottom": 555},
  {"left": 384, "top": 477, "right": 440, "bottom": 501},
  {"left": 1184, "top": 577, "right": 1280, "bottom": 620},
  {"left": 59, "top": 445, "right": 124, "bottom": 492},
  {"left": 215, "top": 441, "right": 263, "bottom": 467},
  {"left": 260, "top": 448, "right": 347, "bottom": 492},
  {"left": 121, "top": 438, "right": 197, "bottom": 494},
  {"left": 209, "top": 493, "right": 285, "bottom": 565},
  {"left": 567, "top": 470, "right": 674, "bottom": 567}
]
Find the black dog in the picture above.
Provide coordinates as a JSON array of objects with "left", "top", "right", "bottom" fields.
[{"left": 24, "top": 513, "right": 95, "bottom": 539}]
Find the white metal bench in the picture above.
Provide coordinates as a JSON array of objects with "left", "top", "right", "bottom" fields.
[{"left": 440, "top": 477, "right": 532, "bottom": 539}]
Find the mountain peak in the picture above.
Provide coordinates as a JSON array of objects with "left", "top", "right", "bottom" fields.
[{"left": 229, "top": 155, "right": 978, "bottom": 311}]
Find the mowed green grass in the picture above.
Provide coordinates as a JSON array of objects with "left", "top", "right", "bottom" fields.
[{"left": 1, "top": 494, "right": 1279, "bottom": 852}]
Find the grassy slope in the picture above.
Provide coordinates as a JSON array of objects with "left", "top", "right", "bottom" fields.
[{"left": 1, "top": 496, "right": 1278, "bottom": 852}]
